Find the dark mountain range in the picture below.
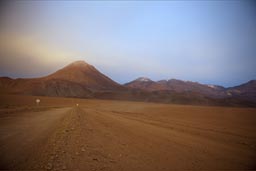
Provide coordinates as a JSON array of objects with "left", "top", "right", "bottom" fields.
[
  {"left": 124, "top": 77, "right": 256, "bottom": 106},
  {"left": 226, "top": 80, "right": 256, "bottom": 102},
  {"left": 125, "top": 78, "right": 226, "bottom": 98},
  {"left": 0, "top": 61, "right": 255, "bottom": 107}
]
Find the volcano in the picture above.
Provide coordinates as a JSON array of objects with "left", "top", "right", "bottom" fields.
[
  {"left": 0, "top": 61, "right": 122, "bottom": 97},
  {"left": 0, "top": 61, "right": 255, "bottom": 107}
]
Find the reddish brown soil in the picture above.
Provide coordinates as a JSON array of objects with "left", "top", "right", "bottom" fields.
[{"left": 0, "top": 95, "right": 256, "bottom": 170}]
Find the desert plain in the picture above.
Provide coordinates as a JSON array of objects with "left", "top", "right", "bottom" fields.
[{"left": 0, "top": 94, "right": 255, "bottom": 170}]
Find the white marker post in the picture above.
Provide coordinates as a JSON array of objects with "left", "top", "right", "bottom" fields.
[{"left": 36, "top": 99, "right": 40, "bottom": 106}]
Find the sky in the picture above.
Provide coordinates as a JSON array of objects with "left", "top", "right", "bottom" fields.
[{"left": 0, "top": 1, "right": 256, "bottom": 87}]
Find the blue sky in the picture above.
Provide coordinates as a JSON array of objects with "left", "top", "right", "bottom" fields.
[{"left": 0, "top": 1, "right": 256, "bottom": 87}]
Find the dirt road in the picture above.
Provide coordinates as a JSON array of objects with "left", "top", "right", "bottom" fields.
[{"left": 0, "top": 100, "right": 256, "bottom": 170}]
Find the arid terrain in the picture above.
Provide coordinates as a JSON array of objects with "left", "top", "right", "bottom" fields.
[
  {"left": 0, "top": 94, "right": 255, "bottom": 170},
  {"left": 1, "top": 61, "right": 256, "bottom": 107},
  {"left": 1, "top": 1, "right": 256, "bottom": 170}
]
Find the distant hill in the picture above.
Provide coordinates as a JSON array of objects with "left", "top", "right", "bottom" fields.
[
  {"left": 0, "top": 61, "right": 255, "bottom": 107},
  {"left": 125, "top": 78, "right": 226, "bottom": 98},
  {"left": 226, "top": 80, "right": 256, "bottom": 102},
  {"left": 124, "top": 77, "right": 256, "bottom": 106},
  {"left": 0, "top": 61, "right": 122, "bottom": 97}
]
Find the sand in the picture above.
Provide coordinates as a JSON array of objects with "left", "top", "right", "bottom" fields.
[{"left": 0, "top": 95, "right": 256, "bottom": 170}]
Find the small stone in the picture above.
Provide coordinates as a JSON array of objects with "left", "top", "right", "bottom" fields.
[
  {"left": 62, "top": 165, "right": 67, "bottom": 170},
  {"left": 75, "top": 152, "right": 79, "bottom": 155},
  {"left": 93, "top": 158, "right": 98, "bottom": 161},
  {"left": 81, "top": 147, "right": 85, "bottom": 152},
  {"left": 109, "top": 160, "right": 115, "bottom": 163},
  {"left": 45, "top": 162, "right": 52, "bottom": 170},
  {"left": 100, "top": 166, "right": 107, "bottom": 170}
]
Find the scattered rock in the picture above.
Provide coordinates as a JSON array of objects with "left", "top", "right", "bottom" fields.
[
  {"left": 75, "top": 152, "right": 79, "bottom": 155},
  {"left": 100, "top": 166, "right": 107, "bottom": 170},
  {"left": 93, "top": 158, "right": 98, "bottom": 161},
  {"left": 62, "top": 165, "right": 67, "bottom": 170},
  {"left": 81, "top": 147, "right": 85, "bottom": 152},
  {"left": 109, "top": 159, "right": 116, "bottom": 163},
  {"left": 45, "top": 162, "right": 53, "bottom": 170}
]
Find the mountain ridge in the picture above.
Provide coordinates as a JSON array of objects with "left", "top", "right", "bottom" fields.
[
  {"left": 0, "top": 60, "right": 255, "bottom": 107},
  {"left": 124, "top": 77, "right": 256, "bottom": 106}
]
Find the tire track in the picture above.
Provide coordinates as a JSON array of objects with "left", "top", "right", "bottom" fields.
[{"left": 28, "top": 107, "right": 113, "bottom": 171}]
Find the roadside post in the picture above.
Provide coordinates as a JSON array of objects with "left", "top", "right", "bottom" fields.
[{"left": 36, "top": 99, "right": 40, "bottom": 106}]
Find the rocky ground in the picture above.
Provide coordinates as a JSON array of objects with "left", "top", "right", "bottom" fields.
[{"left": 0, "top": 96, "right": 256, "bottom": 170}]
